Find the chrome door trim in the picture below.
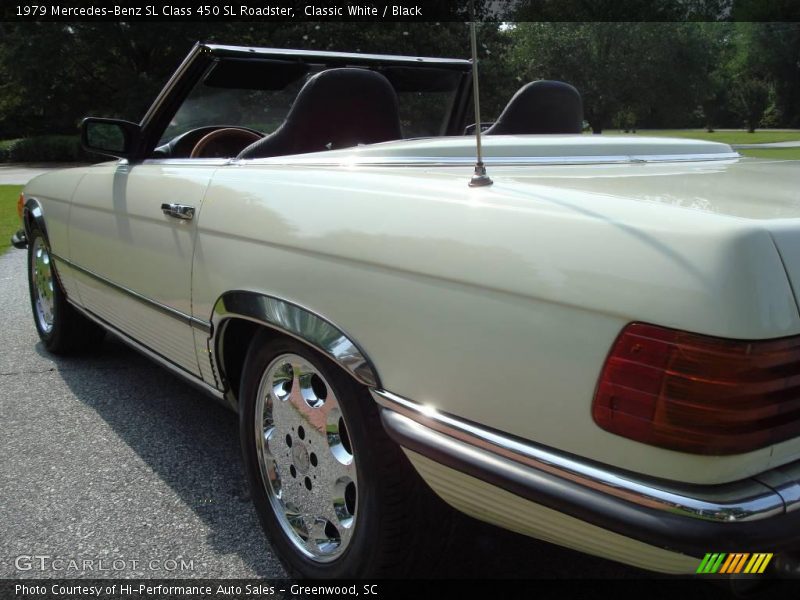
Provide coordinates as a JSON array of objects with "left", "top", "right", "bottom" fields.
[
  {"left": 52, "top": 254, "right": 211, "bottom": 333},
  {"left": 210, "top": 290, "right": 380, "bottom": 390}
]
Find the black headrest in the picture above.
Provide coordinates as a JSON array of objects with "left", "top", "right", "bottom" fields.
[
  {"left": 484, "top": 80, "right": 583, "bottom": 135},
  {"left": 238, "top": 68, "right": 402, "bottom": 159}
]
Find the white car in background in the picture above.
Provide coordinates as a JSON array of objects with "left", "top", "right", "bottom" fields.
[{"left": 13, "top": 43, "right": 800, "bottom": 578}]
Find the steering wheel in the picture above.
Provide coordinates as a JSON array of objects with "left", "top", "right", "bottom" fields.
[{"left": 190, "top": 127, "right": 264, "bottom": 158}]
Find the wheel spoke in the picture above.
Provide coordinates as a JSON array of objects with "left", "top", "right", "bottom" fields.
[
  {"left": 337, "top": 516, "right": 354, "bottom": 547},
  {"left": 307, "top": 517, "right": 330, "bottom": 548},
  {"left": 286, "top": 511, "right": 309, "bottom": 541},
  {"left": 263, "top": 426, "right": 279, "bottom": 457}
]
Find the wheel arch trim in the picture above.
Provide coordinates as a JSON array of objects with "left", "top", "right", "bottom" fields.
[
  {"left": 23, "top": 196, "right": 48, "bottom": 242},
  {"left": 210, "top": 290, "right": 381, "bottom": 392}
]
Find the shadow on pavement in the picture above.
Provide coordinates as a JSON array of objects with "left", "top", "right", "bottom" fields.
[{"left": 40, "top": 336, "right": 653, "bottom": 579}]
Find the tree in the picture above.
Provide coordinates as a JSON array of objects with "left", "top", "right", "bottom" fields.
[
  {"left": 729, "top": 22, "right": 800, "bottom": 128},
  {"left": 0, "top": 21, "right": 511, "bottom": 138},
  {"left": 511, "top": 0, "right": 734, "bottom": 21},
  {"left": 506, "top": 22, "right": 719, "bottom": 133},
  {"left": 734, "top": 78, "right": 771, "bottom": 132}
]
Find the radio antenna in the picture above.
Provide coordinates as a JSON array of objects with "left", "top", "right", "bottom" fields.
[{"left": 468, "top": 2, "right": 492, "bottom": 187}]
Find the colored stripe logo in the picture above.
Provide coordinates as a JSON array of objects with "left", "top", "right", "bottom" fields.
[{"left": 696, "top": 553, "right": 773, "bottom": 574}]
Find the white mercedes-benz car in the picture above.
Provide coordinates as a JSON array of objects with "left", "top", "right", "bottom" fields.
[{"left": 13, "top": 43, "right": 800, "bottom": 578}]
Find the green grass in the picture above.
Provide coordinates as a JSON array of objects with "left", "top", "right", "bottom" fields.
[
  {"left": 738, "top": 147, "right": 800, "bottom": 160},
  {"left": 602, "top": 129, "right": 800, "bottom": 145},
  {"left": 0, "top": 185, "right": 23, "bottom": 255}
]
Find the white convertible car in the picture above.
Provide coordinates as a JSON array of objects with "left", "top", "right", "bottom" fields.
[{"left": 13, "top": 43, "right": 800, "bottom": 578}]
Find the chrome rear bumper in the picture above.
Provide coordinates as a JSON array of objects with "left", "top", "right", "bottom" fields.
[{"left": 373, "top": 389, "right": 800, "bottom": 557}]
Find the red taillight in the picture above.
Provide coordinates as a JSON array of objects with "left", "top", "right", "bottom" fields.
[
  {"left": 17, "top": 192, "right": 24, "bottom": 221},
  {"left": 592, "top": 323, "right": 800, "bottom": 455}
]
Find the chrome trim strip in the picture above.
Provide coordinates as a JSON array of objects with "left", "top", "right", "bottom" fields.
[
  {"left": 240, "top": 152, "right": 741, "bottom": 169},
  {"left": 70, "top": 301, "right": 226, "bottom": 403},
  {"left": 142, "top": 158, "right": 232, "bottom": 166},
  {"left": 22, "top": 196, "right": 48, "bottom": 241},
  {"left": 755, "top": 462, "right": 800, "bottom": 514},
  {"left": 372, "top": 389, "right": 796, "bottom": 523},
  {"left": 210, "top": 291, "right": 379, "bottom": 389},
  {"left": 205, "top": 43, "right": 472, "bottom": 69},
  {"left": 139, "top": 43, "right": 204, "bottom": 131},
  {"left": 52, "top": 254, "right": 211, "bottom": 333}
]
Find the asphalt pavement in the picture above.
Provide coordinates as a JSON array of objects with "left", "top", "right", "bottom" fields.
[{"left": 0, "top": 248, "right": 288, "bottom": 579}]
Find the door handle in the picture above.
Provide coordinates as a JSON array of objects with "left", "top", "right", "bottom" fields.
[{"left": 161, "top": 203, "right": 195, "bottom": 220}]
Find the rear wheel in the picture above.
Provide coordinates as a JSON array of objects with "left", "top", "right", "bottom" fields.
[
  {"left": 27, "top": 227, "right": 104, "bottom": 354},
  {"left": 239, "top": 332, "right": 452, "bottom": 578}
]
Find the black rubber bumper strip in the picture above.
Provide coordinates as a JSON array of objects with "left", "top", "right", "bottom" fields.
[{"left": 380, "top": 408, "right": 800, "bottom": 557}]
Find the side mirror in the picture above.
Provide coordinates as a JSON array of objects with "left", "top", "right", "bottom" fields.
[{"left": 81, "top": 118, "right": 140, "bottom": 159}]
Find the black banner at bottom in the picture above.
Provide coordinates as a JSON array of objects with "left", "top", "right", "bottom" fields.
[{"left": 4, "top": 578, "right": 800, "bottom": 600}]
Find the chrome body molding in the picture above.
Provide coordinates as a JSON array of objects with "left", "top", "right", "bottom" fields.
[
  {"left": 52, "top": 254, "right": 211, "bottom": 333},
  {"left": 372, "top": 389, "right": 800, "bottom": 524},
  {"left": 23, "top": 196, "right": 48, "bottom": 240},
  {"left": 70, "top": 301, "right": 226, "bottom": 403},
  {"left": 242, "top": 151, "right": 741, "bottom": 169},
  {"left": 210, "top": 291, "right": 380, "bottom": 391}
]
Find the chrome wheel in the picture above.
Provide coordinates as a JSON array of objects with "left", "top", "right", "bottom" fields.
[
  {"left": 30, "top": 235, "right": 55, "bottom": 334},
  {"left": 255, "top": 353, "right": 358, "bottom": 562}
]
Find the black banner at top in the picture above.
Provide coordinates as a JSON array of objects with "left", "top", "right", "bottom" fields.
[{"left": 1, "top": 0, "right": 800, "bottom": 22}]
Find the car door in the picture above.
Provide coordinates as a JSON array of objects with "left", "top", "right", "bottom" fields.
[{"left": 67, "top": 159, "right": 221, "bottom": 377}]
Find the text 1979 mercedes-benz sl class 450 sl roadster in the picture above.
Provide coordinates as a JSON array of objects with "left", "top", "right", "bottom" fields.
[{"left": 12, "top": 42, "right": 800, "bottom": 578}]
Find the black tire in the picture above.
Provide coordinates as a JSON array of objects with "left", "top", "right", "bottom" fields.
[
  {"left": 239, "top": 332, "right": 453, "bottom": 578},
  {"left": 27, "top": 227, "right": 105, "bottom": 354}
]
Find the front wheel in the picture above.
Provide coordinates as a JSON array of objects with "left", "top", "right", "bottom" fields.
[
  {"left": 27, "top": 227, "right": 104, "bottom": 354},
  {"left": 239, "top": 333, "right": 451, "bottom": 578}
]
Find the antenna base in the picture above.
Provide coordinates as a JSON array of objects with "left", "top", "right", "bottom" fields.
[{"left": 469, "top": 163, "right": 493, "bottom": 187}]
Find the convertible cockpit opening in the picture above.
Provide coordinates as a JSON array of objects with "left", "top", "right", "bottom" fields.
[{"left": 152, "top": 51, "right": 468, "bottom": 160}]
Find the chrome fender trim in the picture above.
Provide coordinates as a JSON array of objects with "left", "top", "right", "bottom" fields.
[
  {"left": 210, "top": 291, "right": 380, "bottom": 391},
  {"left": 23, "top": 197, "right": 48, "bottom": 241}
]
